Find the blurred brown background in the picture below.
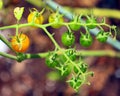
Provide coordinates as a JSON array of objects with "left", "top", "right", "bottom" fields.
[{"left": 0, "top": 0, "right": 120, "bottom": 96}]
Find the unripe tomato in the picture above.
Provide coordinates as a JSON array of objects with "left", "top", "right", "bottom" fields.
[
  {"left": 79, "top": 33, "right": 93, "bottom": 47},
  {"left": 45, "top": 53, "right": 58, "bottom": 68},
  {"left": 66, "top": 49, "right": 76, "bottom": 61},
  {"left": 96, "top": 31, "right": 110, "bottom": 43},
  {"left": 58, "top": 64, "right": 72, "bottom": 77},
  {"left": 48, "top": 13, "right": 64, "bottom": 28},
  {"left": 86, "top": 18, "right": 97, "bottom": 29},
  {"left": 69, "top": 22, "right": 81, "bottom": 31},
  {"left": 11, "top": 33, "right": 30, "bottom": 52},
  {"left": 68, "top": 77, "right": 82, "bottom": 91},
  {"left": 27, "top": 11, "right": 44, "bottom": 24},
  {"left": 60, "top": 49, "right": 76, "bottom": 62},
  {"left": 74, "top": 62, "right": 88, "bottom": 74},
  {"left": 61, "top": 32, "right": 75, "bottom": 47}
]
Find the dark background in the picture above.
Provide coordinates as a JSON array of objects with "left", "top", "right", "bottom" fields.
[{"left": 0, "top": 0, "right": 120, "bottom": 96}]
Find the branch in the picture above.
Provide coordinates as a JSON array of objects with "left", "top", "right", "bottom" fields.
[
  {"left": 0, "top": 49, "right": 119, "bottom": 62},
  {"left": 25, "top": 52, "right": 49, "bottom": 59},
  {"left": 0, "top": 34, "right": 13, "bottom": 50},
  {"left": 22, "top": 50, "right": 120, "bottom": 60},
  {"left": 0, "top": 52, "right": 17, "bottom": 60}
]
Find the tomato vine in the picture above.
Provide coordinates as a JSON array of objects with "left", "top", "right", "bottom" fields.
[{"left": 0, "top": 6, "right": 119, "bottom": 92}]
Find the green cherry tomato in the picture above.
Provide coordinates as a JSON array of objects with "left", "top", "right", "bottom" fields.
[
  {"left": 96, "top": 31, "right": 110, "bottom": 43},
  {"left": 80, "top": 63, "right": 88, "bottom": 73},
  {"left": 68, "top": 76, "right": 82, "bottom": 91},
  {"left": 61, "top": 49, "right": 76, "bottom": 62},
  {"left": 69, "top": 15, "right": 81, "bottom": 31},
  {"left": 86, "top": 18, "right": 97, "bottom": 29},
  {"left": 57, "top": 64, "right": 71, "bottom": 77},
  {"left": 45, "top": 53, "right": 58, "bottom": 68},
  {"left": 63, "top": 49, "right": 76, "bottom": 61},
  {"left": 66, "top": 49, "right": 76, "bottom": 61},
  {"left": 69, "top": 22, "right": 81, "bottom": 31},
  {"left": 79, "top": 33, "right": 93, "bottom": 47},
  {"left": 48, "top": 13, "right": 64, "bottom": 28},
  {"left": 74, "top": 62, "right": 88, "bottom": 74},
  {"left": 62, "top": 66, "right": 71, "bottom": 76},
  {"left": 61, "top": 32, "right": 75, "bottom": 47}
]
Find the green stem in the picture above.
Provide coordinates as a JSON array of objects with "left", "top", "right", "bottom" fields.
[
  {"left": 23, "top": 50, "right": 120, "bottom": 60},
  {"left": 0, "top": 52, "right": 17, "bottom": 60},
  {"left": 0, "top": 24, "right": 16, "bottom": 30},
  {"left": 0, "top": 34, "right": 13, "bottom": 50},
  {"left": 0, "top": 49, "right": 119, "bottom": 62},
  {"left": 16, "top": 21, "right": 19, "bottom": 36},
  {"left": 0, "top": 23, "right": 32, "bottom": 30},
  {"left": 25, "top": 52, "right": 49, "bottom": 59},
  {"left": 0, "top": 22, "right": 111, "bottom": 30},
  {"left": 84, "top": 26, "right": 89, "bottom": 34},
  {"left": 42, "top": 27, "right": 60, "bottom": 48}
]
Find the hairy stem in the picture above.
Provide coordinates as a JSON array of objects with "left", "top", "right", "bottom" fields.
[
  {"left": 23, "top": 50, "right": 120, "bottom": 59},
  {"left": 42, "top": 27, "right": 60, "bottom": 48},
  {"left": 0, "top": 52, "right": 17, "bottom": 60},
  {"left": 0, "top": 34, "right": 13, "bottom": 50},
  {"left": 25, "top": 52, "right": 49, "bottom": 59}
]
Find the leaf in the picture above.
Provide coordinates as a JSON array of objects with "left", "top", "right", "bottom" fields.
[{"left": 14, "top": 7, "right": 24, "bottom": 21}]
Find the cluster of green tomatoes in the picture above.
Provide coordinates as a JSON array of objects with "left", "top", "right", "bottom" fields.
[
  {"left": 45, "top": 48, "right": 93, "bottom": 91},
  {"left": 27, "top": 8, "right": 113, "bottom": 48},
  {"left": 47, "top": 10, "right": 112, "bottom": 47}
]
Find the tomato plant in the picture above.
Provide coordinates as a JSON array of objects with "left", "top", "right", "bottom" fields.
[
  {"left": 11, "top": 33, "right": 30, "bottom": 53},
  {"left": 61, "top": 31, "right": 75, "bottom": 47},
  {"left": 0, "top": 6, "right": 118, "bottom": 92}
]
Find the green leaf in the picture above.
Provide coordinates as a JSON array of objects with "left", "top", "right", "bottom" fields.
[{"left": 14, "top": 7, "right": 24, "bottom": 21}]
